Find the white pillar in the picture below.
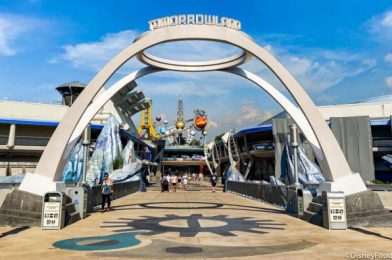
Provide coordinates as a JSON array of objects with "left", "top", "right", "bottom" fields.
[{"left": 6, "top": 124, "right": 15, "bottom": 149}]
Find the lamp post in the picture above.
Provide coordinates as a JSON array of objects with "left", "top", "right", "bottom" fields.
[
  {"left": 202, "top": 130, "right": 208, "bottom": 146},
  {"left": 202, "top": 130, "right": 214, "bottom": 177},
  {"left": 290, "top": 124, "right": 300, "bottom": 186}
]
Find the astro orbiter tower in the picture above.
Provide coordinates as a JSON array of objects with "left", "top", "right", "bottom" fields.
[{"left": 175, "top": 95, "right": 185, "bottom": 130}]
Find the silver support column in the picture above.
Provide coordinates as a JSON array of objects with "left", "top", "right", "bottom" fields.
[
  {"left": 290, "top": 124, "right": 300, "bottom": 186},
  {"left": 80, "top": 124, "right": 91, "bottom": 185}
]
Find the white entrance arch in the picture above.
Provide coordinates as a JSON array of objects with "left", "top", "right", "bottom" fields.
[
  {"left": 19, "top": 24, "right": 366, "bottom": 196},
  {"left": 70, "top": 67, "right": 321, "bottom": 157}
]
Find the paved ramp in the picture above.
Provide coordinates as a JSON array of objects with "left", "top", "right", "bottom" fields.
[{"left": 1, "top": 182, "right": 392, "bottom": 259}]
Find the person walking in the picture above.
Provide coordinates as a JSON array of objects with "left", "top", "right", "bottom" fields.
[
  {"left": 161, "top": 174, "right": 169, "bottom": 192},
  {"left": 198, "top": 172, "right": 203, "bottom": 182},
  {"left": 178, "top": 174, "right": 182, "bottom": 189},
  {"left": 182, "top": 173, "right": 188, "bottom": 190},
  {"left": 101, "top": 172, "right": 113, "bottom": 212},
  {"left": 170, "top": 174, "right": 178, "bottom": 192},
  {"left": 210, "top": 174, "right": 217, "bottom": 193}
]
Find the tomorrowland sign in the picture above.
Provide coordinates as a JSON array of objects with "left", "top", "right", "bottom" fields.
[{"left": 148, "top": 14, "right": 241, "bottom": 31}]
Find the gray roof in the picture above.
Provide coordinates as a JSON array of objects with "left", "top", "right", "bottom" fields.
[{"left": 57, "top": 81, "right": 86, "bottom": 89}]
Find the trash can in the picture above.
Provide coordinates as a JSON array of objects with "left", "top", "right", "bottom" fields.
[
  {"left": 66, "top": 187, "right": 88, "bottom": 219},
  {"left": 81, "top": 184, "right": 94, "bottom": 213},
  {"left": 287, "top": 185, "right": 304, "bottom": 217},
  {"left": 41, "top": 192, "right": 65, "bottom": 230},
  {"left": 322, "top": 191, "right": 347, "bottom": 230},
  {"left": 286, "top": 187, "right": 298, "bottom": 214}
]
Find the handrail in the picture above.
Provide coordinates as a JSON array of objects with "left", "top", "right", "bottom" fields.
[{"left": 226, "top": 180, "right": 288, "bottom": 208}]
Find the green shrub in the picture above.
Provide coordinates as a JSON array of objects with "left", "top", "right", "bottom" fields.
[
  {"left": 112, "top": 156, "right": 124, "bottom": 170},
  {"left": 371, "top": 179, "right": 390, "bottom": 185}
]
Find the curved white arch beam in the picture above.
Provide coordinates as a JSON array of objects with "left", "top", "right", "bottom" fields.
[
  {"left": 22, "top": 25, "right": 366, "bottom": 196},
  {"left": 70, "top": 67, "right": 321, "bottom": 163},
  {"left": 70, "top": 67, "right": 159, "bottom": 143},
  {"left": 226, "top": 67, "right": 322, "bottom": 159}
]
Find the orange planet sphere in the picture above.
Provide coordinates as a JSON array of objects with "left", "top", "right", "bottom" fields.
[{"left": 194, "top": 116, "right": 207, "bottom": 130}]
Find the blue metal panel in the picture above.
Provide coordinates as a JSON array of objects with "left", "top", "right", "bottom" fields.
[
  {"left": 0, "top": 117, "right": 106, "bottom": 129},
  {"left": 370, "top": 118, "right": 391, "bottom": 126},
  {"left": 119, "top": 129, "right": 152, "bottom": 149},
  {"left": 235, "top": 118, "right": 391, "bottom": 138},
  {"left": 0, "top": 118, "right": 60, "bottom": 127},
  {"left": 234, "top": 124, "right": 273, "bottom": 137}
]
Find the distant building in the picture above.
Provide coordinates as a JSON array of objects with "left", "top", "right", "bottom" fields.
[
  {"left": 161, "top": 145, "right": 209, "bottom": 176},
  {"left": 214, "top": 96, "right": 392, "bottom": 183},
  {"left": 0, "top": 81, "right": 149, "bottom": 176}
]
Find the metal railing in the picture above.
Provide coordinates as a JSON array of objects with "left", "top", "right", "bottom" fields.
[
  {"left": 0, "top": 135, "right": 7, "bottom": 145},
  {"left": 217, "top": 141, "right": 274, "bottom": 158},
  {"left": 91, "top": 180, "right": 140, "bottom": 206},
  {"left": 227, "top": 181, "right": 288, "bottom": 208},
  {"left": 14, "top": 136, "right": 50, "bottom": 146},
  {"left": 0, "top": 135, "right": 52, "bottom": 146}
]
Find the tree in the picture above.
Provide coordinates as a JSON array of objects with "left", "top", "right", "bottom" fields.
[
  {"left": 214, "top": 133, "right": 225, "bottom": 143},
  {"left": 190, "top": 139, "right": 201, "bottom": 146}
]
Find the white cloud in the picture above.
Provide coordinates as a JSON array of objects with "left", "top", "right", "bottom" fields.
[
  {"left": 55, "top": 30, "right": 243, "bottom": 76},
  {"left": 142, "top": 43, "right": 375, "bottom": 98},
  {"left": 368, "top": 10, "right": 392, "bottom": 42},
  {"left": 385, "top": 76, "right": 392, "bottom": 89},
  {"left": 206, "top": 119, "right": 219, "bottom": 130},
  {"left": 385, "top": 53, "right": 392, "bottom": 63},
  {"left": 245, "top": 46, "right": 376, "bottom": 92},
  {"left": 141, "top": 79, "right": 228, "bottom": 97},
  {"left": 234, "top": 100, "right": 273, "bottom": 125},
  {"left": 147, "top": 40, "right": 240, "bottom": 61},
  {"left": 217, "top": 100, "right": 273, "bottom": 130},
  {"left": 55, "top": 30, "right": 376, "bottom": 95},
  {"left": 54, "top": 30, "right": 141, "bottom": 71},
  {"left": 380, "top": 11, "right": 392, "bottom": 28},
  {"left": 0, "top": 13, "right": 45, "bottom": 56}
]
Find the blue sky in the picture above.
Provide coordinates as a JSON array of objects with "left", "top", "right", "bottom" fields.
[{"left": 0, "top": 0, "right": 392, "bottom": 137}]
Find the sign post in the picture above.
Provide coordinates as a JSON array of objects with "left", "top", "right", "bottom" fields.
[
  {"left": 41, "top": 192, "right": 65, "bottom": 230},
  {"left": 323, "top": 191, "right": 347, "bottom": 230}
]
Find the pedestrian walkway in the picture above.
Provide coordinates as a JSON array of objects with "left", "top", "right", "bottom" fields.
[{"left": 1, "top": 182, "right": 392, "bottom": 259}]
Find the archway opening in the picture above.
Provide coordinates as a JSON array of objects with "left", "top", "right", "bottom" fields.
[{"left": 19, "top": 24, "right": 366, "bottom": 197}]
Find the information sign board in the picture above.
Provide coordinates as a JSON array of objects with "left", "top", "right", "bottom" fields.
[{"left": 42, "top": 202, "right": 61, "bottom": 228}]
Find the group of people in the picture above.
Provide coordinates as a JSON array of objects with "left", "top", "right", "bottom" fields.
[
  {"left": 190, "top": 172, "right": 206, "bottom": 181},
  {"left": 99, "top": 171, "right": 219, "bottom": 213},
  {"left": 161, "top": 173, "right": 188, "bottom": 192},
  {"left": 161, "top": 173, "right": 219, "bottom": 193}
]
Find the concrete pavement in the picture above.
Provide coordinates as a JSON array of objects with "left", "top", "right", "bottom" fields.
[{"left": 1, "top": 181, "right": 392, "bottom": 259}]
